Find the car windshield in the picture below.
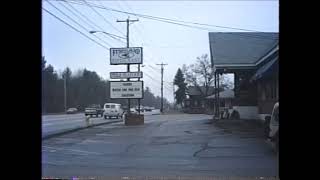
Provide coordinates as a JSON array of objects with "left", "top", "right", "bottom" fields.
[
  {"left": 105, "top": 105, "right": 110, "bottom": 108},
  {"left": 111, "top": 105, "right": 116, "bottom": 108}
]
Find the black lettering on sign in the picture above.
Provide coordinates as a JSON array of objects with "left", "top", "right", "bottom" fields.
[
  {"left": 122, "top": 94, "right": 134, "bottom": 97},
  {"left": 123, "top": 83, "right": 132, "bottom": 86},
  {"left": 122, "top": 88, "right": 127, "bottom": 91},
  {"left": 112, "top": 88, "right": 121, "bottom": 91},
  {"left": 134, "top": 88, "right": 140, "bottom": 91},
  {"left": 128, "top": 88, "right": 134, "bottom": 91}
]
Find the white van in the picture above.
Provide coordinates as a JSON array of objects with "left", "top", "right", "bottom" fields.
[{"left": 103, "top": 103, "right": 123, "bottom": 119}]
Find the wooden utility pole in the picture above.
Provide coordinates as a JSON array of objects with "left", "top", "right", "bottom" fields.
[
  {"left": 117, "top": 17, "right": 139, "bottom": 113},
  {"left": 156, "top": 63, "right": 168, "bottom": 113}
]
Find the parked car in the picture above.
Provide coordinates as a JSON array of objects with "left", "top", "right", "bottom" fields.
[
  {"left": 85, "top": 104, "right": 104, "bottom": 117},
  {"left": 103, "top": 103, "right": 123, "bottom": 119},
  {"left": 264, "top": 102, "right": 279, "bottom": 152},
  {"left": 66, "top": 108, "right": 78, "bottom": 114}
]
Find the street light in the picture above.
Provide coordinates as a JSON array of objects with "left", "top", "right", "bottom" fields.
[{"left": 89, "top": 30, "right": 126, "bottom": 39}]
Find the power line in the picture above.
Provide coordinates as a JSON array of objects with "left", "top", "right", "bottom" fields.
[
  {"left": 44, "top": 0, "right": 113, "bottom": 48},
  {"left": 42, "top": 7, "right": 109, "bottom": 50},
  {"left": 63, "top": 0, "right": 278, "bottom": 40},
  {"left": 93, "top": 0, "right": 128, "bottom": 45},
  {"left": 82, "top": 0, "right": 126, "bottom": 37},
  {"left": 148, "top": 65, "right": 160, "bottom": 71},
  {"left": 62, "top": 0, "right": 124, "bottom": 46}
]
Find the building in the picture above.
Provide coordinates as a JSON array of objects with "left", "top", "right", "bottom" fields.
[
  {"left": 183, "top": 86, "right": 216, "bottom": 114},
  {"left": 250, "top": 47, "right": 278, "bottom": 120},
  {"left": 206, "top": 89, "right": 235, "bottom": 108},
  {"left": 208, "top": 32, "right": 278, "bottom": 120}
]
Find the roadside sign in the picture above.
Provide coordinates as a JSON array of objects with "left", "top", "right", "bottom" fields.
[
  {"left": 110, "top": 72, "right": 143, "bottom": 79},
  {"left": 110, "top": 47, "right": 143, "bottom": 65},
  {"left": 110, "top": 81, "right": 143, "bottom": 99}
]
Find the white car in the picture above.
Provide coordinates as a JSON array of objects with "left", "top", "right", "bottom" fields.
[
  {"left": 66, "top": 108, "right": 78, "bottom": 114},
  {"left": 103, "top": 103, "right": 123, "bottom": 119}
]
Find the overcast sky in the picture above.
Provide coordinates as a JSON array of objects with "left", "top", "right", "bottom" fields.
[{"left": 42, "top": 0, "right": 279, "bottom": 103}]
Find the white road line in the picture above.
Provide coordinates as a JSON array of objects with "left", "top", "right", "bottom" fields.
[
  {"left": 42, "top": 116, "right": 86, "bottom": 122},
  {"left": 42, "top": 119, "right": 85, "bottom": 126},
  {"left": 96, "top": 133, "right": 120, "bottom": 136},
  {"left": 42, "top": 146, "right": 102, "bottom": 155}
]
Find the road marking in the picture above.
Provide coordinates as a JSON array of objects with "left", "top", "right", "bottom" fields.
[
  {"left": 42, "top": 146, "right": 102, "bottom": 155},
  {"left": 42, "top": 119, "right": 85, "bottom": 126},
  {"left": 78, "top": 139, "right": 113, "bottom": 144},
  {"left": 96, "top": 133, "right": 120, "bottom": 136}
]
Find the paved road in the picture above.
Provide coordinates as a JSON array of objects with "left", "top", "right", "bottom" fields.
[
  {"left": 42, "top": 114, "right": 278, "bottom": 178},
  {"left": 42, "top": 110, "right": 161, "bottom": 138},
  {"left": 42, "top": 113, "right": 122, "bottom": 138}
]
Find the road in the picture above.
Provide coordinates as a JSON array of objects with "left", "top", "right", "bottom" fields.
[
  {"left": 42, "top": 114, "right": 278, "bottom": 178},
  {"left": 42, "top": 113, "right": 120, "bottom": 138},
  {"left": 42, "top": 110, "right": 161, "bottom": 138}
]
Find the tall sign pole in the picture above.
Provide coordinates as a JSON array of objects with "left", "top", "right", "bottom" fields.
[
  {"left": 117, "top": 17, "right": 139, "bottom": 113},
  {"left": 156, "top": 62, "right": 168, "bottom": 113}
]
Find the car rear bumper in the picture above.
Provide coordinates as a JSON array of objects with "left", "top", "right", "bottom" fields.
[{"left": 85, "top": 112, "right": 97, "bottom": 114}]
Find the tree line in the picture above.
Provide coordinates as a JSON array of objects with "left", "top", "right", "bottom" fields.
[{"left": 42, "top": 57, "right": 170, "bottom": 113}]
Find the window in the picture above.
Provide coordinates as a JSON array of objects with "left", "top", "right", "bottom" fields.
[
  {"left": 111, "top": 105, "right": 116, "bottom": 108},
  {"left": 105, "top": 105, "right": 110, "bottom": 108}
]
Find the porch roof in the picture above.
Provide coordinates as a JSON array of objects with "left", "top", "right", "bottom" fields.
[
  {"left": 209, "top": 32, "right": 278, "bottom": 72},
  {"left": 206, "top": 89, "right": 235, "bottom": 99}
]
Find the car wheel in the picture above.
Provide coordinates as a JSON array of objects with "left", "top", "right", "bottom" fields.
[
  {"left": 104, "top": 115, "right": 107, "bottom": 119},
  {"left": 264, "top": 119, "right": 271, "bottom": 138},
  {"left": 274, "top": 132, "right": 279, "bottom": 153}
]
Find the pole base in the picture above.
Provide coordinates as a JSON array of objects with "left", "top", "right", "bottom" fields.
[{"left": 125, "top": 114, "right": 144, "bottom": 125}]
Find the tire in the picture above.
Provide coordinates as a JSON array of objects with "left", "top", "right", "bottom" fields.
[
  {"left": 90, "top": 115, "right": 92, "bottom": 117},
  {"left": 264, "top": 119, "right": 271, "bottom": 138},
  {"left": 274, "top": 132, "right": 279, "bottom": 153},
  {"left": 104, "top": 115, "right": 107, "bottom": 119}
]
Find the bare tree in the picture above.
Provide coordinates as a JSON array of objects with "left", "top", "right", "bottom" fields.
[{"left": 183, "top": 54, "right": 232, "bottom": 97}]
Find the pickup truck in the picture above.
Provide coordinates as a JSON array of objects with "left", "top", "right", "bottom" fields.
[{"left": 85, "top": 104, "right": 104, "bottom": 117}]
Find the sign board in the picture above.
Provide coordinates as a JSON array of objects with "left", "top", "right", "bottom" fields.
[
  {"left": 110, "top": 72, "right": 143, "bottom": 79},
  {"left": 110, "top": 81, "right": 143, "bottom": 99},
  {"left": 110, "top": 47, "right": 143, "bottom": 65}
]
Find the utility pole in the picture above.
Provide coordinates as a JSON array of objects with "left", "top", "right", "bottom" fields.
[
  {"left": 117, "top": 17, "right": 139, "bottom": 113},
  {"left": 64, "top": 75, "right": 67, "bottom": 113},
  {"left": 156, "top": 62, "right": 168, "bottom": 113},
  {"left": 172, "top": 82, "right": 175, "bottom": 106}
]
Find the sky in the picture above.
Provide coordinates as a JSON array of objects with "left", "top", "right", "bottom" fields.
[{"left": 42, "top": 0, "right": 279, "bottom": 103}]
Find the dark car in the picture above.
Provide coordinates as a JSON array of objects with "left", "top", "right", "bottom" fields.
[{"left": 85, "top": 104, "right": 104, "bottom": 117}]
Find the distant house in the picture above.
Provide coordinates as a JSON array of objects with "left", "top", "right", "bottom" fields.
[
  {"left": 208, "top": 32, "right": 278, "bottom": 120},
  {"left": 183, "top": 86, "right": 216, "bottom": 114},
  {"left": 206, "top": 89, "right": 235, "bottom": 108}
]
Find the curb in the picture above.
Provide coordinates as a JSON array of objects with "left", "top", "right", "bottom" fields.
[{"left": 42, "top": 119, "right": 122, "bottom": 140}]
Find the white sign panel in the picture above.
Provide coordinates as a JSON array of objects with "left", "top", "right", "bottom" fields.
[
  {"left": 110, "top": 81, "right": 143, "bottom": 99},
  {"left": 110, "top": 47, "right": 143, "bottom": 65},
  {"left": 110, "top": 72, "right": 143, "bottom": 79}
]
